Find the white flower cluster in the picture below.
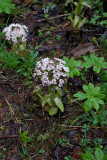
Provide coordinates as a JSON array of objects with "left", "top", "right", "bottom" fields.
[
  {"left": 3, "top": 23, "right": 28, "bottom": 43},
  {"left": 33, "top": 57, "right": 69, "bottom": 87}
]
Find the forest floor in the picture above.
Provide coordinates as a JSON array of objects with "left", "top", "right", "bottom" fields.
[{"left": 0, "top": 0, "right": 107, "bottom": 160}]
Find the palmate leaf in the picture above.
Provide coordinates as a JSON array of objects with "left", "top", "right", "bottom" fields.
[
  {"left": 82, "top": 53, "right": 107, "bottom": 73},
  {"left": 81, "top": 152, "right": 95, "bottom": 160},
  {"left": 73, "top": 92, "right": 87, "bottom": 100},
  {"left": 0, "top": 0, "right": 15, "bottom": 14},
  {"left": 63, "top": 56, "right": 82, "bottom": 78},
  {"left": 74, "top": 83, "right": 105, "bottom": 112}
]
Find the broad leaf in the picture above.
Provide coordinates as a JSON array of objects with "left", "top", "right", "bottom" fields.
[
  {"left": 49, "top": 107, "right": 58, "bottom": 116},
  {"left": 54, "top": 97, "right": 64, "bottom": 112},
  {"left": 95, "top": 148, "right": 104, "bottom": 160}
]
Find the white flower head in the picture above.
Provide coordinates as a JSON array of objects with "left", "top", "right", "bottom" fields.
[
  {"left": 33, "top": 57, "right": 69, "bottom": 87},
  {"left": 3, "top": 23, "right": 28, "bottom": 43}
]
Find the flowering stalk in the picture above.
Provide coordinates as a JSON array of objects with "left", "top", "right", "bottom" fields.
[
  {"left": 3, "top": 23, "right": 28, "bottom": 57},
  {"left": 33, "top": 57, "right": 69, "bottom": 116}
]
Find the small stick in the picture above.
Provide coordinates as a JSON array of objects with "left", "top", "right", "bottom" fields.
[
  {"left": 37, "top": 13, "right": 71, "bottom": 22},
  {"left": 0, "top": 135, "right": 18, "bottom": 139},
  {"left": 57, "top": 125, "right": 101, "bottom": 129},
  {"left": 5, "top": 98, "right": 20, "bottom": 124}
]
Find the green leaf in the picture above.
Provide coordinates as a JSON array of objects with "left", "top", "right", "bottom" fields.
[
  {"left": 49, "top": 107, "right": 58, "bottom": 116},
  {"left": 93, "top": 66, "right": 100, "bottom": 73},
  {"left": 100, "top": 83, "right": 107, "bottom": 103},
  {"left": 92, "top": 99, "right": 99, "bottom": 110},
  {"left": 23, "top": 130, "right": 28, "bottom": 136},
  {"left": 73, "top": 92, "right": 87, "bottom": 100},
  {"left": 63, "top": 56, "right": 69, "bottom": 63},
  {"left": 73, "top": 68, "right": 80, "bottom": 76},
  {"left": 99, "top": 71, "right": 107, "bottom": 83},
  {"left": 82, "top": 61, "right": 92, "bottom": 68},
  {"left": 94, "top": 87, "right": 100, "bottom": 93},
  {"left": 4, "top": 6, "right": 10, "bottom": 14},
  {"left": 63, "top": 56, "right": 81, "bottom": 78},
  {"left": 83, "top": 56, "right": 90, "bottom": 62},
  {"left": 104, "top": 155, "right": 107, "bottom": 160},
  {"left": 42, "top": 94, "right": 52, "bottom": 107},
  {"left": 78, "top": 17, "right": 87, "bottom": 29},
  {"left": 84, "top": 99, "right": 92, "bottom": 112},
  {"left": 69, "top": 72, "right": 73, "bottom": 78},
  {"left": 54, "top": 97, "right": 64, "bottom": 112},
  {"left": 83, "top": 85, "right": 89, "bottom": 93},
  {"left": 81, "top": 152, "right": 95, "bottom": 160},
  {"left": 55, "top": 87, "right": 62, "bottom": 96},
  {"left": 88, "top": 83, "right": 94, "bottom": 90},
  {"left": 73, "top": 16, "right": 80, "bottom": 28},
  {"left": 0, "top": 9, "right": 3, "bottom": 13},
  {"left": 95, "top": 148, "right": 104, "bottom": 160}
]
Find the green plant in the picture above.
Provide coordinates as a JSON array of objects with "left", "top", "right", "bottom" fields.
[
  {"left": 3, "top": 24, "right": 28, "bottom": 57},
  {"left": 17, "top": 45, "right": 39, "bottom": 86},
  {"left": 17, "top": 52, "right": 38, "bottom": 77},
  {"left": 0, "top": 50, "right": 20, "bottom": 70},
  {"left": 90, "top": 110, "right": 107, "bottom": 128},
  {"left": 39, "top": 148, "right": 45, "bottom": 154},
  {"left": 98, "top": 35, "right": 107, "bottom": 55},
  {"left": 69, "top": 0, "right": 90, "bottom": 29},
  {"left": 82, "top": 53, "right": 107, "bottom": 73},
  {"left": 63, "top": 56, "right": 82, "bottom": 78},
  {"left": 43, "top": 2, "right": 56, "bottom": 14},
  {"left": 73, "top": 83, "right": 105, "bottom": 112},
  {"left": 80, "top": 138, "right": 91, "bottom": 151},
  {"left": 19, "top": 130, "right": 31, "bottom": 146},
  {"left": 33, "top": 86, "right": 64, "bottom": 116},
  {"left": 79, "top": 124, "right": 91, "bottom": 151},
  {"left": 56, "top": 35, "right": 61, "bottom": 40},
  {"left": 58, "top": 137, "right": 68, "bottom": 146},
  {"left": 86, "top": 0, "right": 107, "bottom": 26},
  {"left": 99, "top": 70, "right": 107, "bottom": 103},
  {"left": 81, "top": 147, "right": 107, "bottom": 160},
  {"left": 64, "top": 156, "right": 73, "bottom": 160},
  {"left": 0, "top": 0, "right": 15, "bottom": 14},
  {"left": 93, "top": 138, "right": 104, "bottom": 148}
]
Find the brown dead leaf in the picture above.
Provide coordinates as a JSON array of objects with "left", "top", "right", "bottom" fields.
[
  {"left": 24, "top": 0, "right": 34, "bottom": 8},
  {"left": 71, "top": 42, "right": 96, "bottom": 57},
  {"left": 62, "top": 21, "right": 71, "bottom": 29},
  {"left": 24, "top": 0, "right": 33, "bottom": 3}
]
